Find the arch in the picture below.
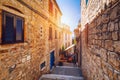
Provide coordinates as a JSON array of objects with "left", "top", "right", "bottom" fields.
[{"left": 3, "top": 5, "right": 23, "bottom": 14}]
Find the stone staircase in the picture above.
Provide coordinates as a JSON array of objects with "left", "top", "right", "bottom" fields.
[{"left": 39, "top": 63, "right": 84, "bottom": 80}]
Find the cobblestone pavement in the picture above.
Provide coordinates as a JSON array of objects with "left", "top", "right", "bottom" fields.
[{"left": 39, "top": 62, "right": 84, "bottom": 80}]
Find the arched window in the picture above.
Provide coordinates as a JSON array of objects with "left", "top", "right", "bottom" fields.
[{"left": 86, "top": 0, "right": 88, "bottom": 5}]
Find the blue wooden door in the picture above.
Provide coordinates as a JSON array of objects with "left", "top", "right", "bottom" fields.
[{"left": 50, "top": 51, "right": 55, "bottom": 70}]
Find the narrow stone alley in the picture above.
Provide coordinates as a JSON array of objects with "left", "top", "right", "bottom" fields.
[
  {"left": 39, "top": 62, "right": 84, "bottom": 80},
  {"left": 0, "top": 0, "right": 120, "bottom": 80}
]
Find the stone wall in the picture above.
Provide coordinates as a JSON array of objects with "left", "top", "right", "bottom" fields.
[
  {"left": 81, "top": 1, "right": 120, "bottom": 80},
  {"left": 81, "top": 0, "right": 118, "bottom": 31}
]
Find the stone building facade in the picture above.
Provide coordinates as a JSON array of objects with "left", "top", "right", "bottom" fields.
[
  {"left": 0, "top": 0, "right": 63, "bottom": 80},
  {"left": 81, "top": 0, "right": 120, "bottom": 80},
  {"left": 61, "top": 24, "right": 72, "bottom": 49},
  {"left": 47, "top": 0, "right": 62, "bottom": 69}
]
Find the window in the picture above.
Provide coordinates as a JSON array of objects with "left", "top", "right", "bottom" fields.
[
  {"left": 55, "top": 30, "right": 57, "bottom": 39},
  {"left": 2, "top": 11, "right": 24, "bottom": 44},
  {"left": 40, "top": 61, "right": 46, "bottom": 70},
  {"left": 86, "top": 0, "right": 88, "bottom": 5},
  {"left": 49, "top": 27, "right": 52, "bottom": 40},
  {"left": 49, "top": 0, "right": 53, "bottom": 14}
]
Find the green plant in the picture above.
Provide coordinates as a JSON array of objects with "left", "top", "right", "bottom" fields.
[{"left": 62, "top": 45, "right": 65, "bottom": 51}]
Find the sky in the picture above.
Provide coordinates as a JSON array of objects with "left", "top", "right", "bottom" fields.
[{"left": 56, "top": 0, "right": 81, "bottom": 35}]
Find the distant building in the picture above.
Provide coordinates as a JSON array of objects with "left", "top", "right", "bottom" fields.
[{"left": 61, "top": 24, "right": 72, "bottom": 49}]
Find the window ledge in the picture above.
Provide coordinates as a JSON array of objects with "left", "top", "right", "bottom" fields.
[{"left": 0, "top": 42, "right": 28, "bottom": 48}]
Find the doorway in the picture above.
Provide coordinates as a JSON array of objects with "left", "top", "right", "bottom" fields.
[{"left": 50, "top": 51, "right": 55, "bottom": 70}]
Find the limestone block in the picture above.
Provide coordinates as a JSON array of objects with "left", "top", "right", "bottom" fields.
[
  {"left": 102, "top": 13, "right": 109, "bottom": 24},
  {"left": 26, "top": 55, "right": 31, "bottom": 61},
  {"left": 101, "top": 61, "right": 108, "bottom": 74},
  {"left": 103, "top": 74, "right": 110, "bottom": 80},
  {"left": 102, "top": 24, "right": 108, "bottom": 32},
  {"left": 96, "top": 16, "right": 102, "bottom": 26},
  {"left": 110, "top": 6, "right": 118, "bottom": 21},
  {"left": 95, "top": 56, "right": 101, "bottom": 67},
  {"left": 22, "top": 57, "right": 26, "bottom": 63},
  {"left": 94, "top": 35, "right": 98, "bottom": 40},
  {"left": 97, "top": 40, "right": 102, "bottom": 47},
  {"left": 105, "top": 32, "right": 112, "bottom": 40},
  {"left": 90, "top": 20, "right": 96, "bottom": 28},
  {"left": 108, "top": 22, "right": 114, "bottom": 32},
  {"left": 98, "top": 69, "right": 104, "bottom": 80},
  {"left": 112, "top": 31, "right": 118, "bottom": 40},
  {"left": 107, "top": 32, "right": 112, "bottom": 40},
  {"left": 113, "top": 41, "right": 120, "bottom": 52},
  {"left": 101, "top": 40, "right": 105, "bottom": 48},
  {"left": 100, "top": 48, "right": 107, "bottom": 61},
  {"left": 118, "top": 75, "right": 120, "bottom": 80},
  {"left": 113, "top": 72, "right": 118, "bottom": 80},
  {"left": 102, "top": 33, "right": 107, "bottom": 39},
  {"left": 114, "top": 23, "right": 119, "bottom": 30},
  {"left": 97, "top": 33, "right": 102, "bottom": 39},
  {"left": 108, "top": 51, "right": 119, "bottom": 70},
  {"left": 105, "top": 40, "right": 113, "bottom": 51},
  {"left": 107, "top": 67, "right": 114, "bottom": 79}
]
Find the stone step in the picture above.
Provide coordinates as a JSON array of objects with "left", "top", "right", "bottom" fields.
[
  {"left": 52, "top": 66, "right": 83, "bottom": 77},
  {"left": 56, "top": 66, "right": 79, "bottom": 69},
  {"left": 39, "top": 74, "right": 84, "bottom": 80}
]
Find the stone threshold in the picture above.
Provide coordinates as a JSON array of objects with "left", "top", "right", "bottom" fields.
[
  {"left": 56, "top": 66, "right": 80, "bottom": 69},
  {"left": 39, "top": 74, "right": 84, "bottom": 80}
]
